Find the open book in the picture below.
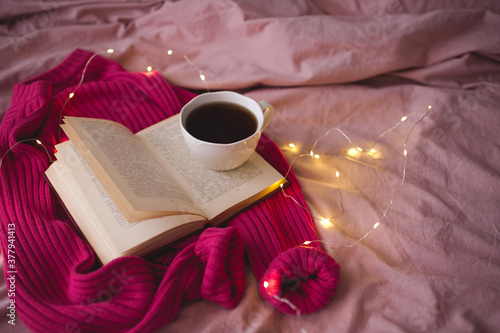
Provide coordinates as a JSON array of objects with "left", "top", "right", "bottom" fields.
[{"left": 45, "top": 114, "right": 286, "bottom": 264}]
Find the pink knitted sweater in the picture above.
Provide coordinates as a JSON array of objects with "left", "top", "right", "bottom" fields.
[{"left": 0, "top": 49, "right": 340, "bottom": 332}]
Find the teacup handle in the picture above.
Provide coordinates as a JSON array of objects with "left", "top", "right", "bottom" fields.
[{"left": 258, "top": 100, "right": 274, "bottom": 130}]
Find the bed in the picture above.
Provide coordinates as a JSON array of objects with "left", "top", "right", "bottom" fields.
[{"left": 1, "top": 1, "right": 499, "bottom": 332}]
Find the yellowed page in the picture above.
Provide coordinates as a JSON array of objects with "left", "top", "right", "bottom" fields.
[
  {"left": 61, "top": 116, "right": 203, "bottom": 221},
  {"left": 45, "top": 161, "right": 119, "bottom": 265},
  {"left": 48, "top": 140, "right": 206, "bottom": 264}
]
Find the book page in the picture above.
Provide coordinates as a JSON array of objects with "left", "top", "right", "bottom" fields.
[
  {"left": 62, "top": 117, "right": 202, "bottom": 219},
  {"left": 49, "top": 140, "right": 206, "bottom": 263},
  {"left": 136, "top": 114, "right": 285, "bottom": 222}
]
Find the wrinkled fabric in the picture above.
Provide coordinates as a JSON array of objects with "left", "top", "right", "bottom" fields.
[{"left": 1, "top": 1, "right": 500, "bottom": 332}]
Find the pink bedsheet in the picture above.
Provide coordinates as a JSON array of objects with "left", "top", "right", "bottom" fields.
[{"left": 1, "top": 1, "right": 499, "bottom": 332}]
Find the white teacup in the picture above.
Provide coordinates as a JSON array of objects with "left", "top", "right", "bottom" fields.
[{"left": 180, "top": 91, "right": 274, "bottom": 170}]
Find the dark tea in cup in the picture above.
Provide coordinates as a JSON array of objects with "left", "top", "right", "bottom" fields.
[{"left": 185, "top": 102, "right": 258, "bottom": 144}]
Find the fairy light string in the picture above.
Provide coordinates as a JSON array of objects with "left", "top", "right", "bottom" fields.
[
  {"left": 0, "top": 139, "right": 54, "bottom": 170},
  {"left": 59, "top": 48, "right": 429, "bottom": 329},
  {"left": 55, "top": 48, "right": 210, "bottom": 140},
  {"left": 3, "top": 47, "right": 210, "bottom": 171},
  {"left": 280, "top": 104, "right": 431, "bottom": 249},
  {"left": 1, "top": 48, "right": 431, "bottom": 330},
  {"left": 182, "top": 53, "right": 210, "bottom": 92},
  {"left": 263, "top": 105, "right": 431, "bottom": 318}
]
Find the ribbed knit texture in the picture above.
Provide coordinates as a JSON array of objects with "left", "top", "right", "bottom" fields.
[
  {"left": 229, "top": 145, "right": 341, "bottom": 314},
  {"left": 0, "top": 49, "right": 339, "bottom": 332}
]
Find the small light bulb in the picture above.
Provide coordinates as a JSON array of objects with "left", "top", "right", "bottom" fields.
[
  {"left": 288, "top": 143, "right": 295, "bottom": 148},
  {"left": 428, "top": 105, "right": 432, "bottom": 110},
  {"left": 36, "top": 140, "right": 42, "bottom": 145},
  {"left": 335, "top": 171, "right": 340, "bottom": 178},
  {"left": 401, "top": 116, "right": 407, "bottom": 122},
  {"left": 356, "top": 147, "right": 363, "bottom": 152},
  {"left": 303, "top": 241, "right": 312, "bottom": 245},
  {"left": 106, "top": 49, "right": 114, "bottom": 54},
  {"left": 167, "top": 49, "right": 173, "bottom": 55},
  {"left": 314, "top": 154, "right": 320, "bottom": 159},
  {"left": 146, "top": 66, "right": 152, "bottom": 72},
  {"left": 403, "top": 149, "right": 408, "bottom": 156},
  {"left": 373, "top": 222, "right": 380, "bottom": 229},
  {"left": 348, "top": 148, "right": 358, "bottom": 156},
  {"left": 280, "top": 183, "right": 284, "bottom": 188},
  {"left": 367, "top": 148, "right": 381, "bottom": 159},
  {"left": 69, "top": 92, "right": 75, "bottom": 98},
  {"left": 199, "top": 74, "right": 206, "bottom": 81},
  {"left": 263, "top": 281, "right": 269, "bottom": 288},
  {"left": 310, "top": 151, "right": 314, "bottom": 157},
  {"left": 319, "top": 217, "right": 333, "bottom": 228}
]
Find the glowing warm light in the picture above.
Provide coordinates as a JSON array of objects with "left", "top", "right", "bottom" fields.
[
  {"left": 367, "top": 148, "right": 381, "bottom": 159},
  {"left": 319, "top": 217, "right": 333, "bottom": 228},
  {"left": 263, "top": 281, "right": 269, "bottom": 288},
  {"left": 1, "top": 138, "right": 55, "bottom": 169},
  {"left": 47, "top": 47, "right": 433, "bottom": 259},
  {"left": 275, "top": 103, "right": 430, "bottom": 251},
  {"left": 348, "top": 148, "right": 358, "bottom": 156}
]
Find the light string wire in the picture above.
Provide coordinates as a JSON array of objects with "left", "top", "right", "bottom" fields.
[
  {"left": 182, "top": 54, "right": 210, "bottom": 92},
  {"left": 0, "top": 48, "right": 429, "bottom": 330},
  {"left": 263, "top": 105, "right": 431, "bottom": 322},
  {"left": 280, "top": 127, "right": 353, "bottom": 217},
  {"left": 57, "top": 48, "right": 115, "bottom": 141},
  {"left": 274, "top": 294, "right": 301, "bottom": 317},
  {"left": 0, "top": 139, "right": 54, "bottom": 170},
  {"left": 57, "top": 48, "right": 209, "bottom": 141},
  {"left": 2, "top": 48, "right": 210, "bottom": 171},
  {"left": 281, "top": 104, "right": 431, "bottom": 249}
]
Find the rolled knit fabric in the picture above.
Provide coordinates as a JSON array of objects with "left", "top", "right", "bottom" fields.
[
  {"left": 0, "top": 49, "right": 340, "bottom": 331},
  {"left": 230, "top": 141, "right": 341, "bottom": 314},
  {"left": 258, "top": 247, "right": 340, "bottom": 315}
]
